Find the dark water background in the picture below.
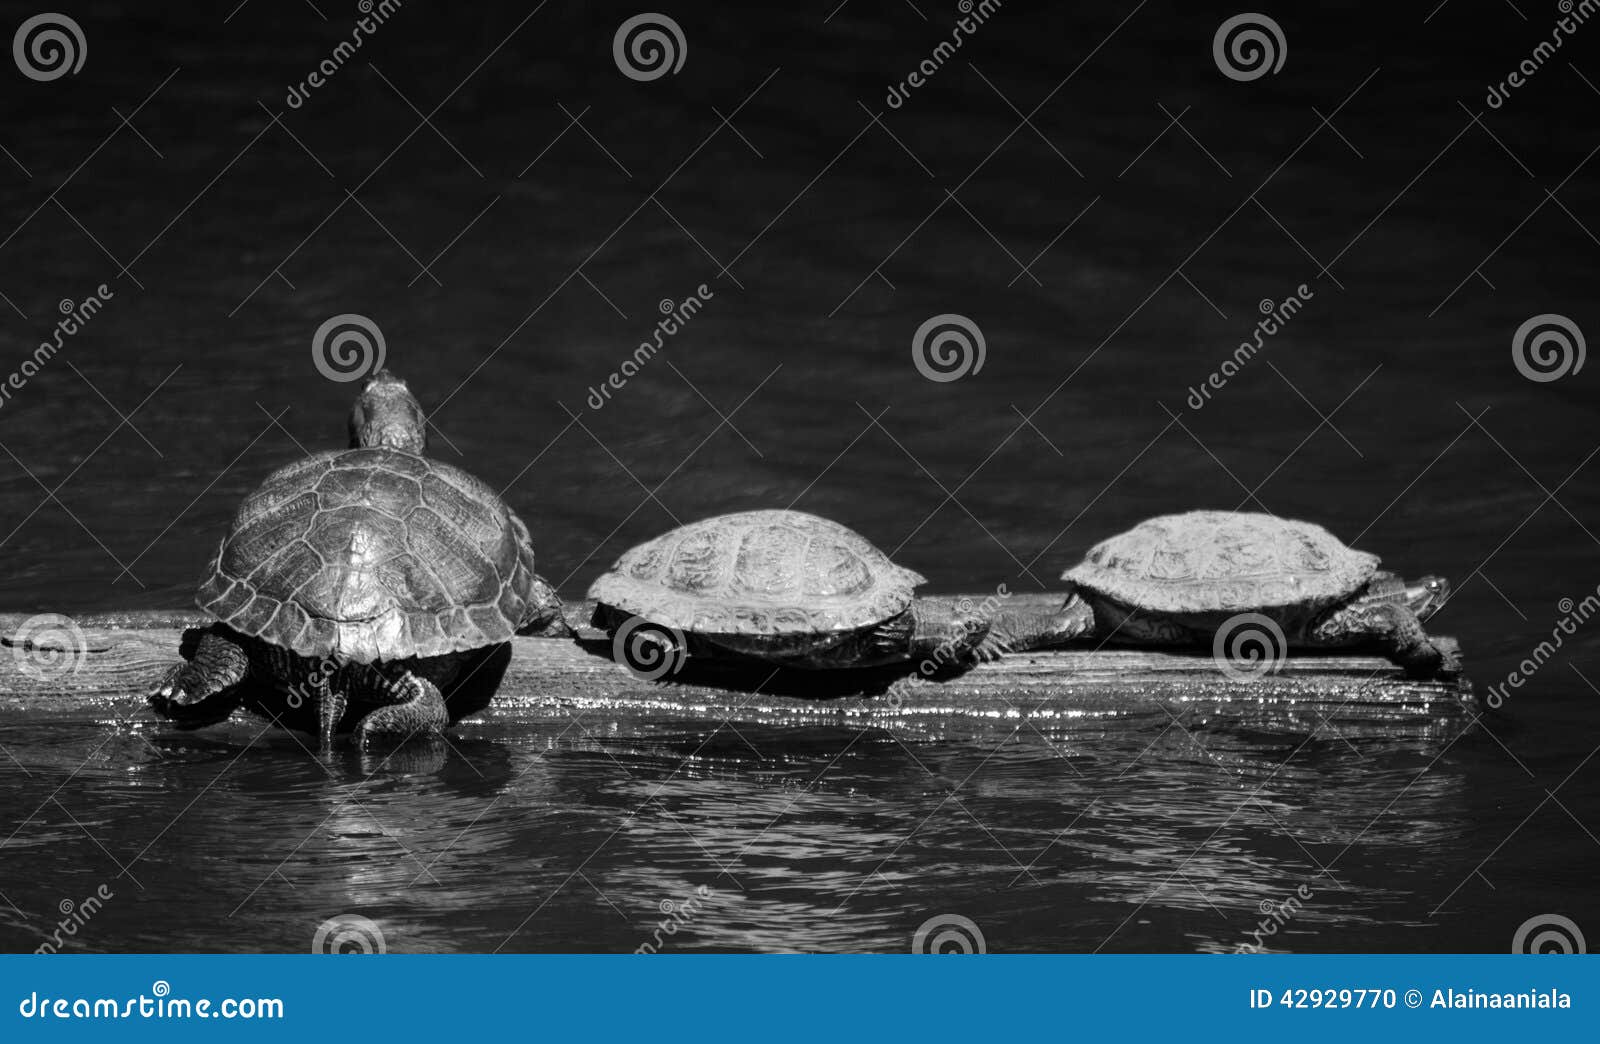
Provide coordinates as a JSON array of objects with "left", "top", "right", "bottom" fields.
[{"left": 0, "top": 1, "right": 1597, "bottom": 952}]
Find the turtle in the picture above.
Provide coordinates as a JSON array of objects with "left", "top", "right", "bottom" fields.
[
  {"left": 588, "top": 509, "right": 1080, "bottom": 674},
  {"left": 147, "top": 370, "right": 568, "bottom": 750},
  {"left": 1050, "top": 510, "right": 1454, "bottom": 675}
]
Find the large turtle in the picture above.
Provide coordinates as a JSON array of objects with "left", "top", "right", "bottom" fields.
[
  {"left": 148, "top": 371, "right": 567, "bottom": 749},
  {"left": 1052, "top": 510, "right": 1453, "bottom": 675},
  {"left": 590, "top": 510, "right": 1076, "bottom": 672}
]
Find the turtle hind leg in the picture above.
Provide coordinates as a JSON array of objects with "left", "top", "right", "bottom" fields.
[
  {"left": 353, "top": 669, "right": 449, "bottom": 746},
  {"left": 985, "top": 594, "right": 1097, "bottom": 654},
  {"left": 1311, "top": 601, "right": 1454, "bottom": 678},
  {"left": 148, "top": 627, "right": 249, "bottom": 729}
]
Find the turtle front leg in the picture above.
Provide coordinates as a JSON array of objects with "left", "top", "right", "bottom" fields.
[
  {"left": 352, "top": 669, "right": 448, "bottom": 745},
  {"left": 148, "top": 627, "right": 249, "bottom": 729},
  {"left": 1310, "top": 601, "right": 1455, "bottom": 678}
]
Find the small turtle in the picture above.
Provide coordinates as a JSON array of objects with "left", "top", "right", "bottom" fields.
[
  {"left": 1053, "top": 510, "right": 1453, "bottom": 675},
  {"left": 589, "top": 510, "right": 1074, "bottom": 672},
  {"left": 148, "top": 371, "right": 567, "bottom": 749}
]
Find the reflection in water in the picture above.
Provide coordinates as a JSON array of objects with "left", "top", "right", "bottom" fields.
[{"left": 0, "top": 704, "right": 1494, "bottom": 953}]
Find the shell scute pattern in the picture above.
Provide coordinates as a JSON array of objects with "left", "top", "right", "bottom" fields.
[
  {"left": 734, "top": 524, "right": 811, "bottom": 599},
  {"left": 221, "top": 499, "right": 314, "bottom": 576},
  {"left": 198, "top": 447, "right": 533, "bottom": 662},
  {"left": 590, "top": 509, "right": 920, "bottom": 636},
  {"left": 1065, "top": 510, "right": 1379, "bottom": 614},
  {"left": 421, "top": 470, "right": 500, "bottom": 537},
  {"left": 666, "top": 529, "right": 730, "bottom": 594}
]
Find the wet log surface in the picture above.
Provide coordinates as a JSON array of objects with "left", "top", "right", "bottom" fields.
[{"left": 0, "top": 597, "right": 1474, "bottom": 738}]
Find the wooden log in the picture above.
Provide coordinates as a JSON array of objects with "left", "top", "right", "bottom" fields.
[{"left": 0, "top": 598, "right": 1474, "bottom": 739}]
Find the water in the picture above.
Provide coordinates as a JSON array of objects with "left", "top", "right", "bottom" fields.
[{"left": 0, "top": 2, "right": 1597, "bottom": 952}]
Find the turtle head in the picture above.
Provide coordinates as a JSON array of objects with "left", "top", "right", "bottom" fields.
[
  {"left": 349, "top": 370, "right": 426, "bottom": 454},
  {"left": 1405, "top": 575, "right": 1451, "bottom": 623}
]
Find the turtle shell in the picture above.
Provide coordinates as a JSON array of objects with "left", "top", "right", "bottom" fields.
[
  {"left": 1062, "top": 511, "right": 1379, "bottom": 614},
  {"left": 196, "top": 448, "right": 538, "bottom": 663},
  {"left": 588, "top": 510, "right": 924, "bottom": 636}
]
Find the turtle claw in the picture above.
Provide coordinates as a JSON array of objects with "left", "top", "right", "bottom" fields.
[
  {"left": 147, "top": 665, "right": 239, "bottom": 730},
  {"left": 146, "top": 665, "right": 189, "bottom": 718},
  {"left": 973, "top": 633, "right": 1011, "bottom": 663}
]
